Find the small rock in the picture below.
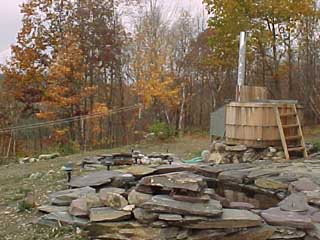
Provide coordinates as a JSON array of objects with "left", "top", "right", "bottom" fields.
[
  {"left": 39, "top": 153, "right": 60, "bottom": 160},
  {"left": 201, "top": 150, "right": 210, "bottom": 162},
  {"left": 225, "top": 145, "right": 247, "bottom": 152},
  {"left": 269, "top": 147, "right": 277, "bottom": 153},
  {"left": 215, "top": 142, "right": 226, "bottom": 153},
  {"left": 122, "top": 205, "right": 135, "bottom": 212},
  {"left": 133, "top": 208, "right": 158, "bottom": 223},
  {"left": 128, "top": 189, "right": 153, "bottom": 207},
  {"left": 99, "top": 192, "right": 128, "bottom": 209}
]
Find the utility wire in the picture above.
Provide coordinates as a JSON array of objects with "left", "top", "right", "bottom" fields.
[{"left": 0, "top": 104, "right": 142, "bottom": 134}]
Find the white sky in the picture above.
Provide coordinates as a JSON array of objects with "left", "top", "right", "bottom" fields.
[{"left": 0, "top": 0, "right": 204, "bottom": 63}]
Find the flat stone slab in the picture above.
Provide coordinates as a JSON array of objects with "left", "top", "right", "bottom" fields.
[
  {"left": 158, "top": 214, "right": 183, "bottom": 222},
  {"left": 289, "top": 178, "right": 320, "bottom": 193},
  {"left": 37, "top": 212, "right": 89, "bottom": 227},
  {"left": 189, "top": 226, "right": 274, "bottom": 240},
  {"left": 49, "top": 187, "right": 96, "bottom": 206},
  {"left": 247, "top": 169, "right": 280, "bottom": 180},
  {"left": 218, "top": 169, "right": 256, "bottom": 184},
  {"left": 133, "top": 208, "right": 159, "bottom": 223},
  {"left": 99, "top": 187, "right": 126, "bottom": 195},
  {"left": 142, "top": 195, "right": 222, "bottom": 217},
  {"left": 139, "top": 172, "right": 207, "bottom": 193},
  {"left": 269, "top": 226, "right": 306, "bottom": 239},
  {"left": 69, "top": 171, "right": 132, "bottom": 188},
  {"left": 86, "top": 221, "right": 180, "bottom": 240},
  {"left": 175, "top": 209, "right": 262, "bottom": 229},
  {"left": 279, "top": 193, "right": 309, "bottom": 212},
  {"left": 261, "top": 207, "right": 314, "bottom": 229},
  {"left": 153, "top": 164, "right": 194, "bottom": 175},
  {"left": 89, "top": 207, "right": 132, "bottom": 222},
  {"left": 121, "top": 166, "right": 157, "bottom": 178},
  {"left": 37, "top": 205, "right": 69, "bottom": 214},
  {"left": 255, "top": 178, "right": 288, "bottom": 190}
]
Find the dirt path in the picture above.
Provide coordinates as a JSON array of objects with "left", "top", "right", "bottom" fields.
[{"left": 0, "top": 135, "right": 209, "bottom": 240}]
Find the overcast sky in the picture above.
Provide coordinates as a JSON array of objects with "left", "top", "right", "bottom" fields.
[{"left": 0, "top": 0, "right": 204, "bottom": 62}]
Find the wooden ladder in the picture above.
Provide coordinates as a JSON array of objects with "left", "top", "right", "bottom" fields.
[{"left": 274, "top": 104, "right": 308, "bottom": 160}]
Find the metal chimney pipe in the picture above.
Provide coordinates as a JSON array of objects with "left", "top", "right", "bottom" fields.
[
  {"left": 236, "top": 32, "right": 247, "bottom": 102},
  {"left": 237, "top": 31, "right": 247, "bottom": 87}
]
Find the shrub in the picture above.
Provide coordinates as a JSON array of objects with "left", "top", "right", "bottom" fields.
[{"left": 149, "top": 121, "right": 174, "bottom": 140}]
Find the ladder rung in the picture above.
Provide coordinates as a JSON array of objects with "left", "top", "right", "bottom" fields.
[
  {"left": 288, "top": 146, "right": 305, "bottom": 152},
  {"left": 280, "top": 113, "right": 296, "bottom": 117},
  {"left": 283, "top": 124, "right": 299, "bottom": 129},
  {"left": 285, "top": 135, "right": 301, "bottom": 141}
]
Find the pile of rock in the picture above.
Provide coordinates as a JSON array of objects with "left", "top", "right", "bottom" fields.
[
  {"left": 207, "top": 141, "right": 290, "bottom": 164},
  {"left": 36, "top": 159, "right": 320, "bottom": 240},
  {"left": 19, "top": 153, "right": 60, "bottom": 164},
  {"left": 37, "top": 169, "right": 270, "bottom": 240},
  {"left": 81, "top": 152, "right": 176, "bottom": 170}
]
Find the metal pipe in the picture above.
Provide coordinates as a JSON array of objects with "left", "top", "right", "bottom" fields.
[{"left": 237, "top": 31, "right": 247, "bottom": 87}]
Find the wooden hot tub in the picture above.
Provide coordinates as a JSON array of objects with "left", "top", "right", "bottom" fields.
[{"left": 225, "top": 100, "right": 304, "bottom": 148}]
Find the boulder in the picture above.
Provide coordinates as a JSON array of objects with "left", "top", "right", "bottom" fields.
[
  {"left": 49, "top": 187, "right": 96, "bottom": 206},
  {"left": 142, "top": 195, "right": 222, "bottom": 217},
  {"left": 89, "top": 207, "right": 132, "bottom": 222},
  {"left": 99, "top": 192, "right": 128, "bottom": 209},
  {"left": 138, "top": 172, "right": 207, "bottom": 193},
  {"left": 128, "top": 189, "right": 153, "bottom": 207}
]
